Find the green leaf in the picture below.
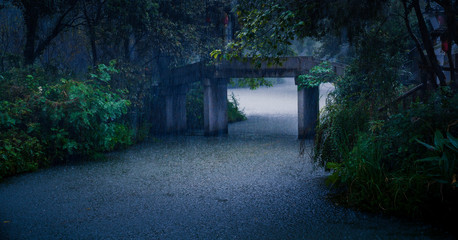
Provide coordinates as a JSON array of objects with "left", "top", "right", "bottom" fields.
[
  {"left": 436, "top": 179, "right": 449, "bottom": 184},
  {"left": 326, "top": 162, "right": 341, "bottom": 170},
  {"left": 434, "top": 130, "right": 445, "bottom": 150},
  {"left": 210, "top": 50, "right": 222, "bottom": 60},
  {"left": 446, "top": 132, "right": 458, "bottom": 150},
  {"left": 416, "top": 139, "right": 436, "bottom": 151},
  {"left": 416, "top": 156, "right": 440, "bottom": 163}
]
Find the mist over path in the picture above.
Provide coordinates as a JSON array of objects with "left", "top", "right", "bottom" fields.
[{"left": 0, "top": 80, "right": 450, "bottom": 239}]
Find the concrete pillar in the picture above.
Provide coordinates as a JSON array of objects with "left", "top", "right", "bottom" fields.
[
  {"left": 297, "top": 81, "right": 319, "bottom": 139},
  {"left": 150, "top": 86, "right": 165, "bottom": 135},
  {"left": 165, "top": 85, "right": 188, "bottom": 134},
  {"left": 176, "top": 92, "right": 187, "bottom": 132},
  {"left": 203, "top": 78, "right": 228, "bottom": 136},
  {"left": 165, "top": 92, "right": 174, "bottom": 133}
]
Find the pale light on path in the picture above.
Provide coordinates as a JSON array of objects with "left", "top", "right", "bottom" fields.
[
  {"left": 229, "top": 79, "right": 334, "bottom": 117},
  {"left": 227, "top": 79, "right": 335, "bottom": 137}
]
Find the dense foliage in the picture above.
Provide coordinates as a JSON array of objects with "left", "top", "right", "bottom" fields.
[
  {"left": 223, "top": 0, "right": 457, "bottom": 231},
  {"left": 297, "top": 61, "right": 336, "bottom": 90},
  {"left": 318, "top": 85, "right": 458, "bottom": 214},
  {"left": 0, "top": 63, "right": 131, "bottom": 179},
  {"left": 0, "top": 0, "right": 239, "bottom": 178},
  {"left": 0, "top": 0, "right": 232, "bottom": 69},
  {"left": 1, "top": 0, "right": 457, "bottom": 231},
  {"left": 218, "top": 0, "right": 389, "bottom": 64},
  {"left": 308, "top": 3, "right": 458, "bottom": 230},
  {"left": 218, "top": 0, "right": 456, "bottom": 89}
]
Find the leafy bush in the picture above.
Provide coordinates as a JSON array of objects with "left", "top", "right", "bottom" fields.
[
  {"left": 297, "top": 61, "right": 336, "bottom": 90},
  {"left": 110, "top": 61, "right": 157, "bottom": 142},
  {"left": 326, "top": 132, "right": 428, "bottom": 215},
  {"left": 319, "top": 89, "right": 458, "bottom": 216},
  {"left": 417, "top": 131, "right": 458, "bottom": 188},
  {"left": 331, "top": 27, "right": 405, "bottom": 107},
  {"left": 0, "top": 62, "right": 132, "bottom": 179},
  {"left": 42, "top": 62, "right": 131, "bottom": 157},
  {"left": 0, "top": 129, "right": 44, "bottom": 178},
  {"left": 314, "top": 20, "right": 458, "bottom": 219},
  {"left": 315, "top": 99, "right": 371, "bottom": 167}
]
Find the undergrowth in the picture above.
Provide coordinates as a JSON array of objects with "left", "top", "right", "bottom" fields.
[
  {"left": 0, "top": 62, "right": 133, "bottom": 179},
  {"left": 316, "top": 83, "right": 458, "bottom": 221},
  {"left": 313, "top": 24, "right": 458, "bottom": 232}
]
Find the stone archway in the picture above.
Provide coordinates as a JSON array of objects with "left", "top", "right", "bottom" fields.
[{"left": 162, "top": 57, "right": 345, "bottom": 139}]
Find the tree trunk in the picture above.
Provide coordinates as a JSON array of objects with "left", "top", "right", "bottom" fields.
[
  {"left": 21, "top": 1, "right": 79, "bottom": 66},
  {"left": 446, "top": 45, "right": 456, "bottom": 85},
  {"left": 124, "top": 37, "right": 130, "bottom": 61},
  {"left": 413, "top": 0, "right": 447, "bottom": 86},
  {"left": 83, "top": 0, "right": 104, "bottom": 67},
  {"left": 444, "top": 0, "right": 456, "bottom": 87},
  {"left": 455, "top": 54, "right": 458, "bottom": 89},
  {"left": 88, "top": 27, "right": 98, "bottom": 66},
  {"left": 401, "top": 0, "right": 429, "bottom": 96},
  {"left": 23, "top": 7, "right": 39, "bottom": 65}
]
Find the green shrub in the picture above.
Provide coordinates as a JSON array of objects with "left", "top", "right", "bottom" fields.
[
  {"left": 110, "top": 61, "right": 157, "bottom": 142},
  {"left": 0, "top": 129, "right": 44, "bottom": 179},
  {"left": 38, "top": 62, "right": 131, "bottom": 158},
  {"left": 326, "top": 132, "right": 428, "bottom": 215},
  {"left": 312, "top": 10, "right": 457, "bottom": 223},
  {"left": 297, "top": 61, "right": 336, "bottom": 90},
  {"left": 315, "top": 100, "right": 371, "bottom": 167},
  {"left": 0, "top": 62, "right": 132, "bottom": 179},
  {"left": 320, "top": 89, "right": 458, "bottom": 216},
  {"left": 416, "top": 131, "right": 458, "bottom": 188}
]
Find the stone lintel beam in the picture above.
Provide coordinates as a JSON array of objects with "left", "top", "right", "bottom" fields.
[
  {"left": 213, "top": 69, "right": 299, "bottom": 78},
  {"left": 211, "top": 57, "right": 345, "bottom": 79},
  {"left": 167, "top": 57, "right": 346, "bottom": 87},
  {"left": 167, "top": 62, "right": 206, "bottom": 86}
]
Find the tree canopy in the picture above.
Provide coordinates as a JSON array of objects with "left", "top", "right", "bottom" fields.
[
  {"left": 221, "top": 0, "right": 457, "bottom": 88},
  {"left": 1, "top": 0, "right": 233, "bottom": 71}
]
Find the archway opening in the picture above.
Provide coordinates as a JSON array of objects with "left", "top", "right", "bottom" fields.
[{"left": 227, "top": 78, "right": 334, "bottom": 137}]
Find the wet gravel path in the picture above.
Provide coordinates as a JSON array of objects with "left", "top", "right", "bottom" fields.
[{"left": 0, "top": 81, "right": 452, "bottom": 239}]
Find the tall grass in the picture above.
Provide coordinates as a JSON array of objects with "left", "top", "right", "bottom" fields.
[
  {"left": 317, "top": 90, "right": 458, "bottom": 217},
  {"left": 228, "top": 92, "right": 247, "bottom": 123}
]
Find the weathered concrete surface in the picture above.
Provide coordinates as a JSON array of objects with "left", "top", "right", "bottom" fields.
[
  {"left": 204, "top": 78, "right": 228, "bottom": 136},
  {"left": 169, "top": 57, "right": 345, "bottom": 84},
  {"left": 164, "top": 85, "right": 188, "bottom": 134},
  {"left": 298, "top": 85, "right": 319, "bottom": 139}
]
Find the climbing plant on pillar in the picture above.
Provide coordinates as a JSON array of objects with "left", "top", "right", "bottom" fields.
[{"left": 297, "top": 61, "right": 337, "bottom": 90}]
